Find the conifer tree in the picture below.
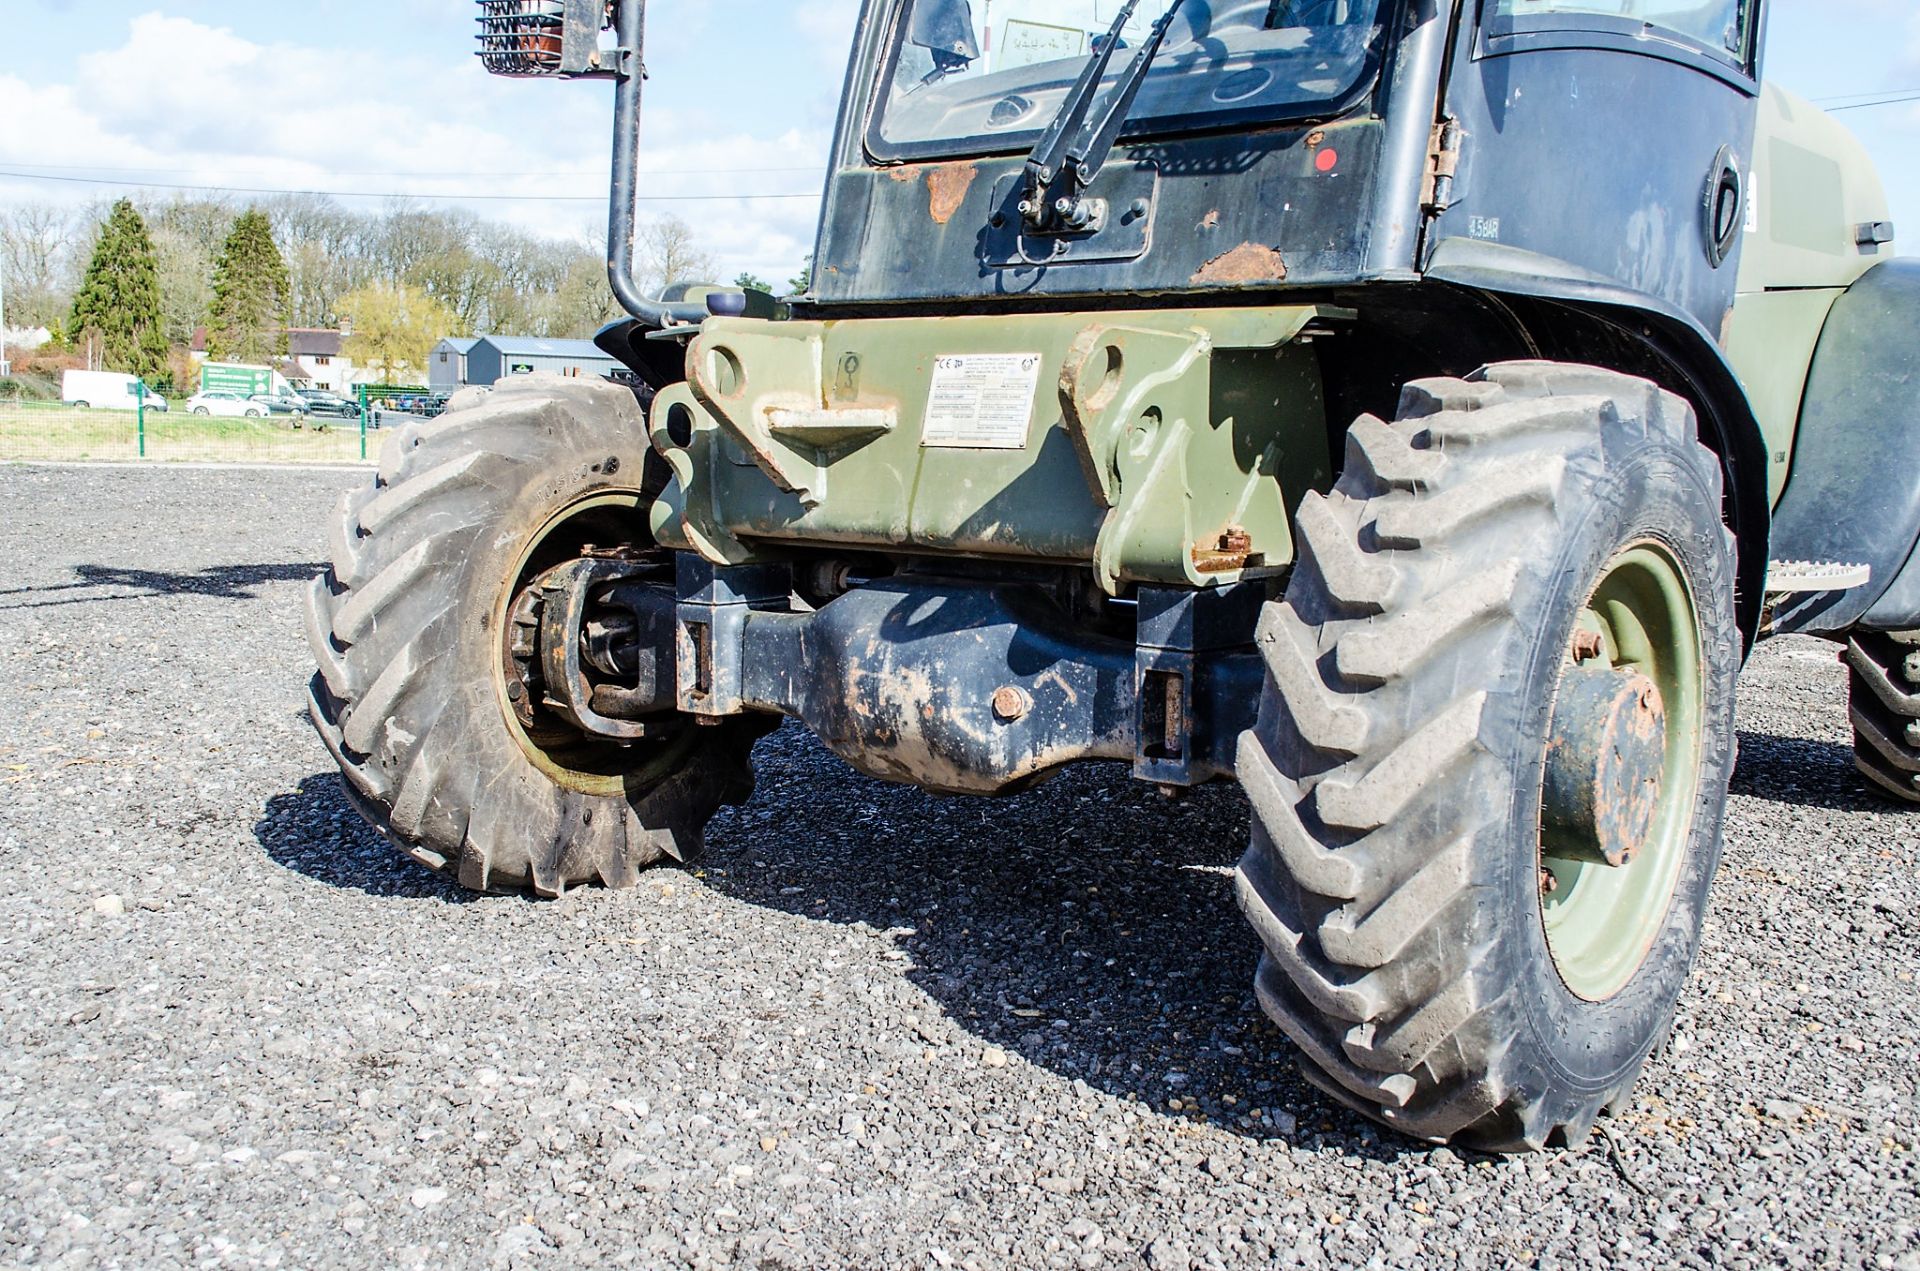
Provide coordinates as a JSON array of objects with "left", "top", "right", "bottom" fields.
[
  {"left": 67, "top": 199, "right": 169, "bottom": 381},
  {"left": 206, "top": 208, "right": 291, "bottom": 364}
]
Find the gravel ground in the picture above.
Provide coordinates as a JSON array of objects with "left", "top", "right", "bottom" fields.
[{"left": 0, "top": 463, "right": 1915, "bottom": 1271}]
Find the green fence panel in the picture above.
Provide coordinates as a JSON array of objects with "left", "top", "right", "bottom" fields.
[{"left": 0, "top": 399, "right": 378, "bottom": 466}]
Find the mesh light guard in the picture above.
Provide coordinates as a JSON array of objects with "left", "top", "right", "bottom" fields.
[{"left": 476, "top": 0, "right": 610, "bottom": 77}]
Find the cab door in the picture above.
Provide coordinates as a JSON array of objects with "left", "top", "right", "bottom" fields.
[{"left": 1425, "top": 0, "right": 1765, "bottom": 339}]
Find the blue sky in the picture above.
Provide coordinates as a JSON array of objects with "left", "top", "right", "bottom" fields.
[{"left": 2, "top": 1, "right": 1915, "bottom": 284}]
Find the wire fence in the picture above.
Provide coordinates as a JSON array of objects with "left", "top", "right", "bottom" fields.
[{"left": 0, "top": 399, "right": 384, "bottom": 465}]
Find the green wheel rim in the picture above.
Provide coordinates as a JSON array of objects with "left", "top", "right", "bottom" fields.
[{"left": 1541, "top": 541, "right": 1705, "bottom": 1002}]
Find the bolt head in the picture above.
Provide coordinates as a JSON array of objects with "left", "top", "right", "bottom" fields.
[{"left": 991, "top": 685, "right": 1032, "bottom": 722}]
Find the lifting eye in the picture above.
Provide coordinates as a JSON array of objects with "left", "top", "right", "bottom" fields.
[{"left": 665, "top": 403, "right": 695, "bottom": 448}]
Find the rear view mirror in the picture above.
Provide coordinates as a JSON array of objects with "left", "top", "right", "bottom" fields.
[{"left": 909, "top": 0, "right": 982, "bottom": 69}]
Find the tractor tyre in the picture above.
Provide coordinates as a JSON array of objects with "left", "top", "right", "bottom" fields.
[
  {"left": 1236, "top": 362, "right": 1739, "bottom": 1150},
  {"left": 1846, "top": 631, "right": 1920, "bottom": 804},
  {"left": 305, "top": 372, "right": 771, "bottom": 896}
]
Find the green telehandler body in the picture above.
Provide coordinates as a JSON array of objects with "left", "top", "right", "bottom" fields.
[{"left": 307, "top": 0, "right": 1918, "bottom": 1149}]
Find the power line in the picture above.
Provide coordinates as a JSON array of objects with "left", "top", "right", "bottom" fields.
[
  {"left": 0, "top": 159, "right": 824, "bottom": 178},
  {"left": 1812, "top": 87, "right": 1920, "bottom": 104},
  {"left": 0, "top": 169, "right": 820, "bottom": 203},
  {"left": 1825, "top": 92, "right": 1920, "bottom": 113}
]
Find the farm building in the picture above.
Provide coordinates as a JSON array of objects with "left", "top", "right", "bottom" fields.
[
  {"left": 429, "top": 337, "right": 480, "bottom": 392},
  {"left": 459, "top": 336, "right": 620, "bottom": 388}
]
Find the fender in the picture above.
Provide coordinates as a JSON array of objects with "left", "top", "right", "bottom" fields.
[
  {"left": 1765, "top": 258, "right": 1920, "bottom": 635},
  {"left": 1424, "top": 238, "right": 1771, "bottom": 646}
]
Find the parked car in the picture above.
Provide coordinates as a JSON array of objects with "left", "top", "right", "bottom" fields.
[
  {"left": 248, "top": 390, "right": 310, "bottom": 420},
  {"left": 60, "top": 370, "right": 168, "bottom": 411},
  {"left": 377, "top": 391, "right": 450, "bottom": 419},
  {"left": 186, "top": 391, "right": 265, "bottom": 418},
  {"left": 293, "top": 388, "right": 360, "bottom": 420}
]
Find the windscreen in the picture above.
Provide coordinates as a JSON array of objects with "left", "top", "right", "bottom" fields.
[
  {"left": 873, "top": 0, "right": 1389, "bottom": 155},
  {"left": 1487, "top": 0, "right": 1750, "bottom": 56}
]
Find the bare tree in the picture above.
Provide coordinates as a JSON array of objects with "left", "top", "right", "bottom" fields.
[
  {"left": 149, "top": 226, "right": 214, "bottom": 347},
  {"left": 0, "top": 203, "right": 78, "bottom": 328},
  {"left": 637, "top": 215, "right": 716, "bottom": 296}
]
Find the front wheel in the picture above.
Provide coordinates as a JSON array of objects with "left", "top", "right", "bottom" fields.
[
  {"left": 1236, "top": 362, "right": 1739, "bottom": 1150},
  {"left": 306, "top": 374, "right": 770, "bottom": 895},
  {"left": 245, "top": 408, "right": 262, "bottom": 418},
  {"left": 192, "top": 407, "right": 209, "bottom": 416}
]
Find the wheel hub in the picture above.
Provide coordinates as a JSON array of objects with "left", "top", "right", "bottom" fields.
[
  {"left": 1538, "top": 541, "right": 1706, "bottom": 1003},
  {"left": 1542, "top": 667, "right": 1667, "bottom": 867}
]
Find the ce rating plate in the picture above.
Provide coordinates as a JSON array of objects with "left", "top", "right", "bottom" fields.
[{"left": 921, "top": 353, "right": 1044, "bottom": 450}]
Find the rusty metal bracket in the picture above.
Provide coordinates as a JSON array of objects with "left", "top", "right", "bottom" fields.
[{"left": 1058, "top": 311, "right": 1317, "bottom": 594}]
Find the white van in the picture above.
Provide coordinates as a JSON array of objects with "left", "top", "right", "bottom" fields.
[{"left": 60, "top": 370, "right": 168, "bottom": 412}]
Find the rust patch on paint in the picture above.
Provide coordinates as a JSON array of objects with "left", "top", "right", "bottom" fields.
[
  {"left": 925, "top": 163, "right": 977, "bottom": 225},
  {"left": 1192, "top": 526, "right": 1256, "bottom": 574},
  {"left": 1191, "top": 243, "right": 1289, "bottom": 285},
  {"left": 1199, "top": 209, "right": 1221, "bottom": 230},
  {"left": 885, "top": 162, "right": 978, "bottom": 225}
]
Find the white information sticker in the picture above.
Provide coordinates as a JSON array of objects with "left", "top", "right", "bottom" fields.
[{"left": 921, "top": 353, "right": 1045, "bottom": 450}]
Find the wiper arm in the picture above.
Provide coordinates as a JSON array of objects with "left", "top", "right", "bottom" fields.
[
  {"left": 1024, "top": 0, "right": 1146, "bottom": 198},
  {"left": 1020, "top": 0, "right": 1191, "bottom": 234}
]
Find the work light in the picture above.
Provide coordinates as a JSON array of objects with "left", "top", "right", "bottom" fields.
[{"left": 476, "top": 0, "right": 616, "bottom": 77}]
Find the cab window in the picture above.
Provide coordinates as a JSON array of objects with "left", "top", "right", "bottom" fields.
[{"left": 1486, "top": 0, "right": 1752, "bottom": 59}]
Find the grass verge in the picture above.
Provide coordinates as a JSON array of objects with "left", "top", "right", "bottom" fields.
[{"left": 0, "top": 403, "right": 375, "bottom": 465}]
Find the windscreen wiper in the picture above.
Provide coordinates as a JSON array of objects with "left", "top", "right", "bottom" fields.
[{"left": 1020, "top": 0, "right": 1191, "bottom": 234}]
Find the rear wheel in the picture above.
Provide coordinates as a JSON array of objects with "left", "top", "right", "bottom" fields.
[
  {"left": 306, "top": 373, "right": 770, "bottom": 895},
  {"left": 192, "top": 406, "right": 209, "bottom": 416},
  {"left": 1847, "top": 631, "right": 1920, "bottom": 804},
  {"left": 1236, "top": 362, "right": 1739, "bottom": 1150}
]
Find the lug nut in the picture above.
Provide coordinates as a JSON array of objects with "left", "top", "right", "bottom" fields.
[
  {"left": 1571, "top": 630, "right": 1606, "bottom": 663},
  {"left": 992, "top": 685, "right": 1032, "bottom": 722},
  {"left": 1540, "top": 867, "right": 1559, "bottom": 895}
]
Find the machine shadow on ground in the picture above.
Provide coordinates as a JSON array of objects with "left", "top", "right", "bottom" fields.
[
  {"left": 257, "top": 767, "right": 475, "bottom": 903},
  {"left": 0, "top": 562, "right": 322, "bottom": 611},
  {"left": 255, "top": 718, "right": 1409, "bottom": 1151},
  {"left": 263, "top": 713, "right": 1882, "bottom": 1153},
  {"left": 1731, "top": 730, "right": 1885, "bottom": 812},
  {"left": 695, "top": 724, "right": 1413, "bottom": 1154},
  {"left": 254, "top": 716, "right": 1889, "bottom": 1156}
]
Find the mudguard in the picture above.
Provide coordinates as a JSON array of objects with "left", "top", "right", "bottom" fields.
[
  {"left": 1767, "top": 258, "right": 1920, "bottom": 635},
  {"left": 1425, "top": 239, "right": 1772, "bottom": 646}
]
